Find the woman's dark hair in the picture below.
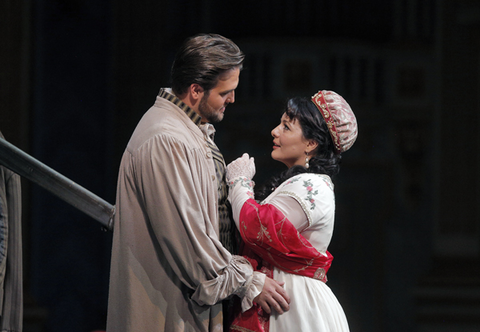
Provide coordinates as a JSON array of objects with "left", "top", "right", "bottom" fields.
[
  {"left": 255, "top": 97, "right": 342, "bottom": 201},
  {"left": 171, "top": 33, "right": 245, "bottom": 96}
]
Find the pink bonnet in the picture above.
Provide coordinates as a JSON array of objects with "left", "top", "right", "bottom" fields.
[{"left": 311, "top": 90, "right": 358, "bottom": 154}]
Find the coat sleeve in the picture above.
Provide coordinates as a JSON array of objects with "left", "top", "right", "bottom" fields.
[{"left": 134, "top": 134, "right": 262, "bottom": 306}]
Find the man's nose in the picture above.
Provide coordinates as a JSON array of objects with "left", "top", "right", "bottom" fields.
[{"left": 227, "top": 91, "right": 235, "bottom": 104}]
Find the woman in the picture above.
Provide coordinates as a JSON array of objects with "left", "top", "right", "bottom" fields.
[{"left": 225, "top": 90, "right": 357, "bottom": 332}]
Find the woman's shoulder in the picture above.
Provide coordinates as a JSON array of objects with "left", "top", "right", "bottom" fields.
[
  {"left": 280, "top": 173, "right": 334, "bottom": 192},
  {"left": 275, "top": 173, "right": 335, "bottom": 227}
]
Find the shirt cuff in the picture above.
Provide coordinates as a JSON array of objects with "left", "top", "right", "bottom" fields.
[{"left": 241, "top": 271, "right": 266, "bottom": 312}]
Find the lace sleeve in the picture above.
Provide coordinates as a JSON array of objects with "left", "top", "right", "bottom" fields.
[{"left": 227, "top": 176, "right": 255, "bottom": 227}]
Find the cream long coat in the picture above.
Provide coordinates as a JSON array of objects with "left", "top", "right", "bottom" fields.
[{"left": 106, "top": 92, "right": 255, "bottom": 332}]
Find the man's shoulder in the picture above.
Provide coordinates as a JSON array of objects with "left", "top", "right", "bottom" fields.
[
  {"left": 128, "top": 105, "right": 203, "bottom": 152},
  {"left": 142, "top": 104, "right": 186, "bottom": 130}
]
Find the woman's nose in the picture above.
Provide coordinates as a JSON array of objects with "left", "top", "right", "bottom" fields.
[{"left": 271, "top": 126, "right": 279, "bottom": 137}]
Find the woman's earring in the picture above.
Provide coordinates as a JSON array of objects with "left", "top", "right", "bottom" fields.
[{"left": 305, "top": 153, "right": 310, "bottom": 169}]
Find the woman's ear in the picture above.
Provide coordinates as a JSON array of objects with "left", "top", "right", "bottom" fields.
[{"left": 306, "top": 140, "right": 318, "bottom": 154}]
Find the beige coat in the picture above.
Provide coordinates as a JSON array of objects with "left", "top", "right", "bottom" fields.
[{"left": 106, "top": 92, "right": 255, "bottom": 331}]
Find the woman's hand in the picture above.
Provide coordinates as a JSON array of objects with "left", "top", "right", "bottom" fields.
[{"left": 226, "top": 153, "right": 256, "bottom": 182}]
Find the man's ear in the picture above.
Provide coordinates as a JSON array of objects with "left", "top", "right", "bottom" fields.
[
  {"left": 189, "top": 84, "right": 204, "bottom": 100},
  {"left": 182, "top": 84, "right": 205, "bottom": 110}
]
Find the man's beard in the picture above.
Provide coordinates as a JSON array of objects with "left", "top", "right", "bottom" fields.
[{"left": 198, "top": 94, "right": 224, "bottom": 123}]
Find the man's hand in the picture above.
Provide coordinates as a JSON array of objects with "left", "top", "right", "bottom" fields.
[{"left": 253, "top": 277, "right": 290, "bottom": 314}]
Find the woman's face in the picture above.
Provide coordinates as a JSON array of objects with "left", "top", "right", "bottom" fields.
[{"left": 271, "top": 113, "right": 311, "bottom": 168}]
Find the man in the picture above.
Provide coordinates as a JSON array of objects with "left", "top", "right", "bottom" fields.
[
  {"left": 0, "top": 132, "right": 23, "bottom": 331},
  {"left": 106, "top": 33, "right": 289, "bottom": 331}
]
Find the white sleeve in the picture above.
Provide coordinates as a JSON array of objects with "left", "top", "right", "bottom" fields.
[
  {"left": 268, "top": 194, "right": 309, "bottom": 232},
  {"left": 228, "top": 176, "right": 311, "bottom": 232},
  {"left": 227, "top": 176, "right": 255, "bottom": 228},
  {"left": 271, "top": 174, "right": 335, "bottom": 229}
]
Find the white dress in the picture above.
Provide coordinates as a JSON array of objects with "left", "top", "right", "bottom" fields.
[{"left": 229, "top": 173, "right": 350, "bottom": 332}]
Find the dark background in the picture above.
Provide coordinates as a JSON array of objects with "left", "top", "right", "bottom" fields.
[{"left": 1, "top": 0, "right": 480, "bottom": 331}]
